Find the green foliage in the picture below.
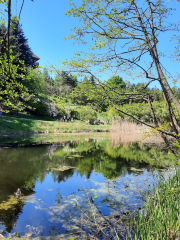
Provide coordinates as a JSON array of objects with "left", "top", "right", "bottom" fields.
[
  {"left": 92, "top": 196, "right": 97, "bottom": 200},
  {"left": 106, "top": 101, "right": 180, "bottom": 125},
  {"left": 0, "top": 17, "right": 38, "bottom": 111},
  {"left": 106, "top": 76, "right": 126, "bottom": 90},
  {"left": 0, "top": 53, "right": 33, "bottom": 112},
  {"left": 71, "top": 76, "right": 109, "bottom": 111},
  {"left": 54, "top": 71, "right": 78, "bottom": 97},
  {"left": 24, "top": 69, "right": 49, "bottom": 115},
  {"left": 75, "top": 106, "right": 97, "bottom": 122},
  {"left": 55, "top": 97, "right": 67, "bottom": 116},
  {"left": 62, "top": 0, "right": 175, "bottom": 80},
  {"left": 106, "top": 106, "right": 120, "bottom": 121}
]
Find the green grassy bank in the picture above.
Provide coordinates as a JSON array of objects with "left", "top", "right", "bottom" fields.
[
  {"left": 126, "top": 166, "right": 180, "bottom": 240},
  {"left": 0, "top": 116, "right": 110, "bottom": 135}
]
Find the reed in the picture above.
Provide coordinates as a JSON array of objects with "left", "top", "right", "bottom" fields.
[
  {"left": 111, "top": 120, "right": 150, "bottom": 134},
  {"left": 110, "top": 133, "right": 164, "bottom": 148},
  {"left": 126, "top": 167, "right": 180, "bottom": 240}
]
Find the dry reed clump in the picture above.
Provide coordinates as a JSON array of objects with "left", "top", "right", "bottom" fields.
[
  {"left": 110, "top": 120, "right": 165, "bottom": 147},
  {"left": 110, "top": 120, "right": 150, "bottom": 134},
  {"left": 111, "top": 133, "right": 143, "bottom": 147},
  {"left": 110, "top": 133, "right": 164, "bottom": 148}
]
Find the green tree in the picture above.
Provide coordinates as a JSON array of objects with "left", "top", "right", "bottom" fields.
[
  {"left": 71, "top": 76, "right": 109, "bottom": 111},
  {"left": 43, "top": 68, "right": 55, "bottom": 97},
  {"left": 106, "top": 76, "right": 126, "bottom": 90},
  {"left": 0, "top": 20, "right": 33, "bottom": 111},
  {"left": 0, "top": 0, "right": 36, "bottom": 112},
  {"left": 54, "top": 71, "right": 78, "bottom": 97},
  {"left": 0, "top": 54, "right": 32, "bottom": 112},
  {"left": 57, "top": 0, "right": 180, "bottom": 144},
  {"left": 24, "top": 69, "right": 49, "bottom": 115}
]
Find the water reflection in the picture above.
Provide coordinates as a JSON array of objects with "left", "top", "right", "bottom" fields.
[{"left": 0, "top": 136, "right": 175, "bottom": 238}]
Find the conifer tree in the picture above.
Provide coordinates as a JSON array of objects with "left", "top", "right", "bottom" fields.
[{"left": 11, "top": 20, "right": 34, "bottom": 68}]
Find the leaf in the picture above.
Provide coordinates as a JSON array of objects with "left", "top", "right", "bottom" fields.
[{"left": 92, "top": 196, "right": 97, "bottom": 200}]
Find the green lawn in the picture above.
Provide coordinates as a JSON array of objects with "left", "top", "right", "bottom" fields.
[{"left": 0, "top": 116, "right": 110, "bottom": 134}]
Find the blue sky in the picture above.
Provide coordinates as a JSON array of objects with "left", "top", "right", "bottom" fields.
[{"left": 9, "top": 0, "right": 180, "bottom": 87}]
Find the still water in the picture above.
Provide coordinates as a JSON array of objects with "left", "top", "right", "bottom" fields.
[{"left": 0, "top": 134, "right": 175, "bottom": 239}]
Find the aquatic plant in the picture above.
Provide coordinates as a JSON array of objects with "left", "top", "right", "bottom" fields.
[{"left": 126, "top": 167, "right": 180, "bottom": 240}]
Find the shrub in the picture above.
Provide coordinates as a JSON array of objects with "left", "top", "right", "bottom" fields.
[{"left": 75, "top": 107, "right": 97, "bottom": 121}]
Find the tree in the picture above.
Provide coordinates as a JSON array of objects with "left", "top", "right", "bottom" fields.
[
  {"left": 70, "top": 75, "right": 109, "bottom": 111},
  {"left": 0, "top": 21, "right": 33, "bottom": 112},
  {"left": 71, "top": 76, "right": 95, "bottom": 105},
  {"left": 106, "top": 76, "right": 126, "bottom": 90},
  {"left": 24, "top": 69, "right": 49, "bottom": 115},
  {"left": 0, "top": 55, "right": 32, "bottom": 112},
  {"left": 11, "top": 20, "right": 35, "bottom": 68},
  {"left": 90, "top": 75, "right": 95, "bottom": 86},
  {"left": 43, "top": 68, "right": 55, "bottom": 97},
  {"left": 56, "top": 0, "right": 180, "bottom": 145},
  {"left": 0, "top": 0, "right": 36, "bottom": 112},
  {"left": 54, "top": 71, "right": 78, "bottom": 97}
]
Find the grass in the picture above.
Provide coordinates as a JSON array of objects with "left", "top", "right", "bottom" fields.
[
  {"left": 126, "top": 166, "right": 180, "bottom": 240},
  {"left": 111, "top": 120, "right": 150, "bottom": 134},
  {"left": 0, "top": 116, "right": 110, "bottom": 135}
]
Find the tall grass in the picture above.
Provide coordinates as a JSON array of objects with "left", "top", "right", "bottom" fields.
[
  {"left": 126, "top": 167, "right": 180, "bottom": 240},
  {"left": 111, "top": 120, "right": 150, "bottom": 134}
]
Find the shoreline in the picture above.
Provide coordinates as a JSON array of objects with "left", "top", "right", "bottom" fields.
[{"left": 0, "top": 128, "right": 110, "bottom": 137}]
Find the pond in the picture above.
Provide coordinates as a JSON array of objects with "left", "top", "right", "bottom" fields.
[{"left": 0, "top": 133, "right": 175, "bottom": 239}]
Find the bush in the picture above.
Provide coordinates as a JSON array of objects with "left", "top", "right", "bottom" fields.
[
  {"left": 75, "top": 107, "right": 97, "bottom": 121},
  {"left": 28, "top": 99, "right": 49, "bottom": 116},
  {"left": 56, "top": 103, "right": 67, "bottom": 117},
  {"left": 71, "top": 110, "right": 80, "bottom": 119}
]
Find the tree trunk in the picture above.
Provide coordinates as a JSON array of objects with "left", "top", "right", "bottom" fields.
[
  {"left": 132, "top": 0, "right": 180, "bottom": 135},
  {"left": 162, "top": 92, "right": 180, "bottom": 134},
  {"left": 147, "top": 96, "right": 158, "bottom": 127}
]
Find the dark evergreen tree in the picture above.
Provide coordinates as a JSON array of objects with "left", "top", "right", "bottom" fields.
[
  {"left": 11, "top": 21, "right": 35, "bottom": 68},
  {"left": 0, "top": 21, "right": 38, "bottom": 70},
  {"left": 55, "top": 71, "right": 77, "bottom": 88},
  {"left": 0, "top": 24, "right": 7, "bottom": 54},
  {"left": 90, "top": 75, "right": 96, "bottom": 86},
  {"left": 54, "top": 71, "right": 78, "bottom": 96}
]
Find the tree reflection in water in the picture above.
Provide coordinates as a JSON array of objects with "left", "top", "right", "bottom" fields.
[{"left": 0, "top": 135, "right": 175, "bottom": 238}]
